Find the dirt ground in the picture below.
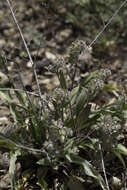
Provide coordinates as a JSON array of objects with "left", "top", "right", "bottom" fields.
[{"left": 0, "top": 0, "right": 127, "bottom": 189}]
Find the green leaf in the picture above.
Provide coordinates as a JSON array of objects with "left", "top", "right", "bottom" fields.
[
  {"left": 81, "top": 71, "right": 98, "bottom": 86},
  {"left": 29, "top": 117, "right": 46, "bottom": 145},
  {"left": 9, "top": 150, "right": 21, "bottom": 190},
  {"left": 0, "top": 135, "right": 17, "bottom": 150},
  {"left": 66, "top": 153, "right": 106, "bottom": 190},
  {"left": 71, "top": 86, "right": 79, "bottom": 105},
  {"left": 116, "top": 144, "right": 127, "bottom": 156},
  {"left": 113, "top": 149, "right": 126, "bottom": 168},
  {"left": 66, "top": 153, "right": 96, "bottom": 178},
  {"left": 59, "top": 70, "right": 67, "bottom": 89},
  {"left": 77, "top": 104, "right": 91, "bottom": 128},
  {"left": 112, "top": 144, "right": 127, "bottom": 168},
  {"left": 9, "top": 103, "right": 22, "bottom": 123},
  {"left": 63, "top": 138, "right": 75, "bottom": 154},
  {"left": 76, "top": 87, "right": 88, "bottom": 114},
  {"left": 79, "top": 138, "right": 99, "bottom": 151},
  {"left": 37, "top": 157, "right": 51, "bottom": 166},
  {"left": 0, "top": 91, "right": 12, "bottom": 103}
]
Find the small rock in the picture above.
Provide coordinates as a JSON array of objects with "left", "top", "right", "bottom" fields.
[
  {"left": 0, "top": 117, "right": 8, "bottom": 125},
  {"left": 0, "top": 39, "right": 5, "bottom": 47},
  {"left": 111, "top": 176, "right": 122, "bottom": 190},
  {"left": 26, "top": 61, "right": 33, "bottom": 68},
  {"left": 0, "top": 173, "right": 10, "bottom": 189},
  {"left": 55, "top": 29, "right": 72, "bottom": 42},
  {"left": 59, "top": 29, "right": 72, "bottom": 38},
  {"left": 45, "top": 51, "right": 56, "bottom": 60},
  {"left": 0, "top": 152, "right": 10, "bottom": 169},
  {"left": 0, "top": 72, "right": 8, "bottom": 84}
]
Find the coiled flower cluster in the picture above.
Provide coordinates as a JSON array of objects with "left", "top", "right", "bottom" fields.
[{"left": 97, "top": 115, "right": 121, "bottom": 151}]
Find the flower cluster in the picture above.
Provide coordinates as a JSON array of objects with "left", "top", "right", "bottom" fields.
[
  {"left": 99, "top": 115, "right": 121, "bottom": 135},
  {"left": 97, "top": 115, "right": 121, "bottom": 151},
  {"left": 99, "top": 69, "right": 111, "bottom": 80},
  {"left": 87, "top": 78, "right": 104, "bottom": 97},
  {"left": 47, "top": 57, "right": 66, "bottom": 73},
  {"left": 68, "top": 40, "right": 88, "bottom": 65}
]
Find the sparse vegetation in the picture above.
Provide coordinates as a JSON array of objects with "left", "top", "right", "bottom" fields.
[{"left": 0, "top": 0, "right": 127, "bottom": 190}]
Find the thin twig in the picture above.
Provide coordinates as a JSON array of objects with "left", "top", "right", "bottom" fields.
[
  {"left": 99, "top": 143, "right": 110, "bottom": 190},
  {"left": 6, "top": 0, "right": 46, "bottom": 113},
  {"left": 80, "top": 0, "right": 127, "bottom": 56},
  {"left": 0, "top": 88, "right": 39, "bottom": 97},
  {"left": 89, "top": 0, "right": 127, "bottom": 48},
  {"left": 0, "top": 133, "right": 47, "bottom": 155}
]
